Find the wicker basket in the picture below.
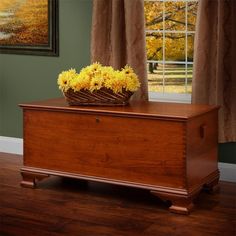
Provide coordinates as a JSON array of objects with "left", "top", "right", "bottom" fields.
[{"left": 63, "top": 88, "right": 133, "bottom": 106}]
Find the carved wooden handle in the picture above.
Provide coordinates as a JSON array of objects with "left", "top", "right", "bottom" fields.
[{"left": 200, "top": 124, "right": 207, "bottom": 138}]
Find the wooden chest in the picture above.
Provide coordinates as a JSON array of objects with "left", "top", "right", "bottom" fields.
[{"left": 20, "top": 98, "right": 219, "bottom": 214}]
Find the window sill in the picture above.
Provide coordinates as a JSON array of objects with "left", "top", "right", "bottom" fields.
[{"left": 148, "top": 92, "right": 191, "bottom": 104}]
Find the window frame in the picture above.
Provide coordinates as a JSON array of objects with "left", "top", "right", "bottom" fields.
[{"left": 145, "top": 0, "right": 198, "bottom": 104}]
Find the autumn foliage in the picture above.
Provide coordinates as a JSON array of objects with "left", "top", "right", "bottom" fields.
[
  {"left": 145, "top": 1, "right": 198, "bottom": 62},
  {"left": 0, "top": 0, "right": 48, "bottom": 45}
]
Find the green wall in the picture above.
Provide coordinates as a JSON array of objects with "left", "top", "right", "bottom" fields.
[
  {"left": 219, "top": 143, "right": 236, "bottom": 164},
  {"left": 0, "top": 0, "right": 92, "bottom": 137},
  {"left": 0, "top": 0, "right": 235, "bottom": 164}
]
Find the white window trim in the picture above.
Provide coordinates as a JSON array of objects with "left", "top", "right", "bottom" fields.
[
  {"left": 149, "top": 92, "right": 191, "bottom": 103},
  {"left": 147, "top": 60, "right": 193, "bottom": 65}
]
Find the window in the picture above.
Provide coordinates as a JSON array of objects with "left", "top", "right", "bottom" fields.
[{"left": 144, "top": 0, "right": 198, "bottom": 103}]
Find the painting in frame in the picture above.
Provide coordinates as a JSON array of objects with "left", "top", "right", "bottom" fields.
[{"left": 0, "top": 0, "right": 58, "bottom": 56}]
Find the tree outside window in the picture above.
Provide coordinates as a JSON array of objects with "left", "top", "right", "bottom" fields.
[{"left": 145, "top": 0, "right": 198, "bottom": 101}]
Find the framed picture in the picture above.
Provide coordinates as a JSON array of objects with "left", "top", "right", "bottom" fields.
[{"left": 0, "top": 0, "right": 59, "bottom": 56}]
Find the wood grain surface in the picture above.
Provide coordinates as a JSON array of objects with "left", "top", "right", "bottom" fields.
[
  {"left": 1, "top": 153, "right": 236, "bottom": 236},
  {"left": 20, "top": 99, "right": 220, "bottom": 214}
]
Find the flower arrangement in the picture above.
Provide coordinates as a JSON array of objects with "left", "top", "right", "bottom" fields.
[
  {"left": 58, "top": 62, "right": 140, "bottom": 94},
  {"left": 57, "top": 62, "right": 140, "bottom": 106}
]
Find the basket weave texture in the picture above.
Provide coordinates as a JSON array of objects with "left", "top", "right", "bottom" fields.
[{"left": 63, "top": 88, "right": 133, "bottom": 106}]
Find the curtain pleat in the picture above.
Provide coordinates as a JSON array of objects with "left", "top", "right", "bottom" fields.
[
  {"left": 91, "top": 0, "right": 148, "bottom": 101},
  {"left": 192, "top": 0, "right": 236, "bottom": 142}
]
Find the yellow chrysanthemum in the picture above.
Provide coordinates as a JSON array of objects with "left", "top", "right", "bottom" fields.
[
  {"left": 90, "top": 76, "right": 104, "bottom": 92},
  {"left": 89, "top": 62, "right": 102, "bottom": 72},
  {"left": 100, "top": 68, "right": 115, "bottom": 85},
  {"left": 122, "top": 65, "right": 134, "bottom": 75},
  {"left": 125, "top": 75, "right": 140, "bottom": 92},
  {"left": 104, "top": 73, "right": 126, "bottom": 93},
  {"left": 120, "top": 66, "right": 140, "bottom": 92},
  {"left": 57, "top": 63, "right": 140, "bottom": 94},
  {"left": 71, "top": 74, "right": 90, "bottom": 92},
  {"left": 57, "top": 69, "right": 77, "bottom": 92},
  {"left": 80, "top": 62, "right": 102, "bottom": 78}
]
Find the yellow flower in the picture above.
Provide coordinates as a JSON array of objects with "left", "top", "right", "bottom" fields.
[
  {"left": 80, "top": 62, "right": 102, "bottom": 77},
  {"left": 57, "top": 69, "right": 77, "bottom": 92},
  {"left": 57, "top": 63, "right": 140, "bottom": 94},
  {"left": 125, "top": 75, "right": 140, "bottom": 92},
  {"left": 120, "top": 65, "right": 140, "bottom": 92},
  {"left": 71, "top": 74, "right": 90, "bottom": 92},
  {"left": 122, "top": 65, "right": 134, "bottom": 75},
  {"left": 90, "top": 76, "right": 104, "bottom": 92}
]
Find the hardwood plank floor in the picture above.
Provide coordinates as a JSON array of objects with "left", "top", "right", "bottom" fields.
[{"left": 0, "top": 152, "right": 235, "bottom": 236}]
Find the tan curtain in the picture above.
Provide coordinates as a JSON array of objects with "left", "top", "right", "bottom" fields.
[
  {"left": 91, "top": 0, "right": 148, "bottom": 101},
  {"left": 192, "top": 0, "right": 236, "bottom": 143}
]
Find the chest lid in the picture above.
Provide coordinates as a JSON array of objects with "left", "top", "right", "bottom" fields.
[{"left": 19, "top": 98, "right": 219, "bottom": 121}]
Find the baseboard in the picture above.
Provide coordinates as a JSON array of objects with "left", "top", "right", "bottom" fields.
[
  {"left": 0, "top": 136, "right": 235, "bottom": 182},
  {"left": 0, "top": 136, "right": 23, "bottom": 155},
  {"left": 218, "top": 162, "right": 236, "bottom": 183}
]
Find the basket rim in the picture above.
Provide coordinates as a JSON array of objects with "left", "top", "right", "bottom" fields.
[{"left": 63, "top": 87, "right": 133, "bottom": 106}]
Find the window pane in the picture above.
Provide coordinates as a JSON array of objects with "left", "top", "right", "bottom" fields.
[
  {"left": 187, "top": 1, "right": 198, "bottom": 31},
  {"left": 145, "top": 1, "right": 163, "bottom": 31},
  {"left": 145, "top": 0, "right": 198, "bottom": 99},
  {"left": 165, "top": 33, "right": 185, "bottom": 61},
  {"left": 146, "top": 32, "right": 163, "bottom": 61},
  {"left": 165, "top": 1, "right": 186, "bottom": 31},
  {"left": 147, "top": 63, "right": 164, "bottom": 93},
  {"left": 187, "top": 34, "right": 194, "bottom": 62},
  {"left": 164, "top": 64, "right": 186, "bottom": 94}
]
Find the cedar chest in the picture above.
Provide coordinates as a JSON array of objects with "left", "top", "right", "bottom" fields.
[{"left": 20, "top": 98, "right": 219, "bottom": 214}]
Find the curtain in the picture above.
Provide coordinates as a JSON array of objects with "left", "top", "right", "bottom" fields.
[
  {"left": 192, "top": 0, "right": 236, "bottom": 143},
  {"left": 91, "top": 0, "right": 148, "bottom": 101}
]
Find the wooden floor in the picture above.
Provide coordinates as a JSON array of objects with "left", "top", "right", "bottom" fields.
[{"left": 0, "top": 153, "right": 235, "bottom": 236}]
